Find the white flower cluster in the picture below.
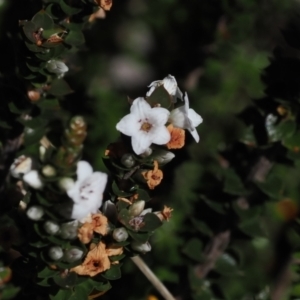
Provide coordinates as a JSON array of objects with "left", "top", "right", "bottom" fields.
[{"left": 116, "top": 75, "right": 203, "bottom": 155}]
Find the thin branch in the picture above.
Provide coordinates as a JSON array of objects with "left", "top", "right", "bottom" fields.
[{"left": 131, "top": 256, "right": 176, "bottom": 300}]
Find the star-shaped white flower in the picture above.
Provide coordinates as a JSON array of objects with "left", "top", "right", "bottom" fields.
[
  {"left": 67, "top": 161, "right": 108, "bottom": 220},
  {"left": 169, "top": 92, "right": 203, "bottom": 142},
  {"left": 146, "top": 74, "right": 183, "bottom": 102},
  {"left": 116, "top": 97, "right": 171, "bottom": 155}
]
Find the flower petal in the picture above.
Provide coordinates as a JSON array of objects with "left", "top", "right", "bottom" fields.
[
  {"left": 131, "top": 132, "right": 152, "bottom": 155},
  {"left": 169, "top": 106, "right": 186, "bottom": 128},
  {"left": 146, "top": 82, "right": 159, "bottom": 97},
  {"left": 148, "top": 107, "right": 170, "bottom": 126},
  {"left": 188, "top": 109, "right": 203, "bottom": 127},
  {"left": 116, "top": 113, "right": 140, "bottom": 136},
  {"left": 130, "top": 97, "right": 151, "bottom": 119},
  {"left": 77, "top": 161, "right": 93, "bottom": 182},
  {"left": 162, "top": 75, "right": 177, "bottom": 96},
  {"left": 23, "top": 170, "right": 43, "bottom": 189},
  {"left": 189, "top": 128, "right": 200, "bottom": 143},
  {"left": 151, "top": 126, "right": 171, "bottom": 145}
]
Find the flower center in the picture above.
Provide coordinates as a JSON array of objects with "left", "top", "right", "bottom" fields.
[{"left": 140, "top": 122, "right": 152, "bottom": 132}]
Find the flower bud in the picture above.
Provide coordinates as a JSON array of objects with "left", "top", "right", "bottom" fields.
[
  {"left": 58, "top": 177, "right": 75, "bottom": 192},
  {"left": 113, "top": 227, "right": 129, "bottom": 242},
  {"left": 48, "top": 246, "right": 63, "bottom": 261},
  {"left": 60, "top": 220, "right": 79, "bottom": 239},
  {"left": 23, "top": 170, "right": 43, "bottom": 189},
  {"left": 42, "top": 165, "right": 56, "bottom": 177},
  {"left": 140, "top": 148, "right": 152, "bottom": 158},
  {"left": 128, "top": 200, "right": 145, "bottom": 217},
  {"left": 102, "top": 200, "right": 117, "bottom": 222},
  {"left": 131, "top": 241, "right": 151, "bottom": 253},
  {"left": 152, "top": 150, "right": 175, "bottom": 165},
  {"left": 10, "top": 156, "right": 32, "bottom": 178},
  {"left": 27, "top": 90, "right": 40, "bottom": 102},
  {"left": 64, "top": 247, "right": 84, "bottom": 263},
  {"left": 121, "top": 154, "right": 135, "bottom": 168},
  {"left": 43, "top": 220, "right": 60, "bottom": 235},
  {"left": 26, "top": 206, "right": 44, "bottom": 221},
  {"left": 46, "top": 60, "right": 69, "bottom": 75},
  {"left": 39, "top": 146, "right": 46, "bottom": 162}
]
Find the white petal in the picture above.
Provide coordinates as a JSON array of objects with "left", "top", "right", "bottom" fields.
[
  {"left": 116, "top": 113, "right": 140, "bottom": 136},
  {"left": 175, "top": 87, "right": 183, "bottom": 101},
  {"left": 71, "top": 203, "right": 98, "bottom": 220},
  {"left": 148, "top": 107, "right": 170, "bottom": 126},
  {"left": 23, "top": 170, "right": 43, "bottom": 189},
  {"left": 188, "top": 109, "right": 203, "bottom": 127},
  {"left": 67, "top": 182, "right": 81, "bottom": 203},
  {"left": 131, "top": 132, "right": 152, "bottom": 155},
  {"left": 189, "top": 128, "right": 200, "bottom": 143},
  {"left": 169, "top": 107, "right": 186, "bottom": 128},
  {"left": 146, "top": 82, "right": 159, "bottom": 97},
  {"left": 77, "top": 161, "right": 93, "bottom": 182},
  {"left": 151, "top": 126, "right": 171, "bottom": 145},
  {"left": 162, "top": 75, "right": 177, "bottom": 96},
  {"left": 183, "top": 92, "right": 190, "bottom": 113},
  {"left": 130, "top": 97, "right": 151, "bottom": 119}
]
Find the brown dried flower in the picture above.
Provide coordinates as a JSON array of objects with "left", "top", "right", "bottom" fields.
[
  {"left": 166, "top": 124, "right": 185, "bottom": 149},
  {"left": 141, "top": 160, "right": 163, "bottom": 189}
]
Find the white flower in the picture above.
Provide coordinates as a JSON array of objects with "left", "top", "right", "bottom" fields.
[
  {"left": 10, "top": 155, "right": 32, "bottom": 178},
  {"left": 116, "top": 97, "right": 171, "bottom": 155},
  {"left": 48, "top": 246, "right": 63, "bottom": 261},
  {"left": 146, "top": 74, "right": 183, "bottom": 101},
  {"left": 43, "top": 220, "right": 60, "bottom": 235},
  {"left": 169, "top": 92, "right": 203, "bottom": 142},
  {"left": 46, "top": 60, "right": 69, "bottom": 75},
  {"left": 23, "top": 170, "right": 43, "bottom": 189},
  {"left": 67, "top": 161, "right": 108, "bottom": 220}
]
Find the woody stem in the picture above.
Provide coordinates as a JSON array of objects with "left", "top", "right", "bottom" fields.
[{"left": 130, "top": 256, "right": 176, "bottom": 300}]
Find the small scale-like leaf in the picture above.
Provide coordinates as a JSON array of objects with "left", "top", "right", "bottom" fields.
[{"left": 48, "top": 78, "right": 73, "bottom": 96}]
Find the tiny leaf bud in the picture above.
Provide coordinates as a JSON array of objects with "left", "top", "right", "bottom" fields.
[
  {"left": 46, "top": 60, "right": 69, "bottom": 75},
  {"left": 43, "top": 220, "right": 60, "bottom": 235},
  {"left": 26, "top": 206, "right": 44, "bottom": 221},
  {"left": 64, "top": 247, "right": 84, "bottom": 263},
  {"left": 121, "top": 154, "right": 135, "bottom": 168},
  {"left": 60, "top": 220, "right": 79, "bottom": 239},
  {"left": 42, "top": 165, "right": 56, "bottom": 177},
  {"left": 113, "top": 227, "right": 129, "bottom": 242},
  {"left": 48, "top": 246, "right": 63, "bottom": 261}
]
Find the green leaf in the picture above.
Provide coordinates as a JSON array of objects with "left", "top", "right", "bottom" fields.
[
  {"left": 48, "top": 78, "right": 73, "bottom": 96},
  {"left": 64, "top": 30, "right": 85, "bottom": 46},
  {"left": 42, "top": 27, "right": 65, "bottom": 39},
  {"left": 112, "top": 181, "right": 132, "bottom": 197},
  {"left": 202, "top": 197, "right": 226, "bottom": 214},
  {"left": 23, "top": 21, "right": 37, "bottom": 43},
  {"left": 0, "top": 121, "right": 12, "bottom": 129},
  {"left": 128, "top": 230, "right": 151, "bottom": 243},
  {"left": 223, "top": 169, "right": 247, "bottom": 195},
  {"left": 182, "top": 238, "right": 203, "bottom": 262},
  {"left": 215, "top": 253, "right": 238, "bottom": 275},
  {"left": 1, "top": 285, "right": 20, "bottom": 300},
  {"left": 101, "top": 264, "right": 122, "bottom": 280},
  {"left": 60, "top": 0, "right": 82, "bottom": 15},
  {"left": 32, "top": 10, "right": 54, "bottom": 30},
  {"left": 139, "top": 213, "right": 162, "bottom": 232},
  {"left": 50, "top": 289, "right": 72, "bottom": 300},
  {"left": 136, "top": 189, "right": 151, "bottom": 201},
  {"left": 283, "top": 131, "right": 300, "bottom": 149},
  {"left": 24, "top": 127, "right": 45, "bottom": 146},
  {"left": 191, "top": 218, "right": 213, "bottom": 237},
  {"left": 239, "top": 217, "right": 265, "bottom": 237},
  {"left": 25, "top": 41, "right": 45, "bottom": 52},
  {"left": 146, "top": 85, "right": 173, "bottom": 109},
  {"left": 53, "top": 271, "right": 78, "bottom": 288},
  {"left": 255, "top": 175, "right": 282, "bottom": 199},
  {"left": 109, "top": 253, "right": 126, "bottom": 262},
  {"left": 118, "top": 208, "right": 132, "bottom": 228},
  {"left": 38, "top": 266, "right": 56, "bottom": 278}
]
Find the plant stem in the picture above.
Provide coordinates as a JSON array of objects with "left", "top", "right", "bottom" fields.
[{"left": 131, "top": 256, "right": 176, "bottom": 300}]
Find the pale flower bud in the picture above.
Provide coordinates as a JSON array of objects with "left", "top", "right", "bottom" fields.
[
  {"left": 102, "top": 200, "right": 117, "bottom": 221},
  {"left": 121, "top": 154, "right": 135, "bottom": 168},
  {"left": 152, "top": 150, "right": 175, "bottom": 165},
  {"left": 39, "top": 146, "right": 46, "bottom": 161},
  {"left": 46, "top": 60, "right": 69, "bottom": 74},
  {"left": 60, "top": 220, "right": 79, "bottom": 239},
  {"left": 48, "top": 246, "right": 63, "bottom": 260},
  {"left": 10, "top": 156, "right": 32, "bottom": 178},
  {"left": 23, "top": 170, "right": 43, "bottom": 189},
  {"left": 131, "top": 241, "right": 151, "bottom": 253},
  {"left": 26, "top": 206, "right": 44, "bottom": 221},
  {"left": 42, "top": 165, "right": 56, "bottom": 177},
  {"left": 58, "top": 177, "right": 75, "bottom": 192},
  {"left": 113, "top": 227, "right": 129, "bottom": 242},
  {"left": 128, "top": 200, "right": 145, "bottom": 217},
  {"left": 140, "top": 148, "right": 152, "bottom": 158},
  {"left": 43, "top": 220, "right": 60, "bottom": 235},
  {"left": 64, "top": 247, "right": 84, "bottom": 263}
]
